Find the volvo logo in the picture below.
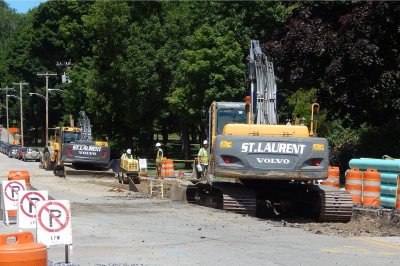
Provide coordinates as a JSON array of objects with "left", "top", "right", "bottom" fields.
[{"left": 256, "top": 158, "right": 290, "bottom": 164}]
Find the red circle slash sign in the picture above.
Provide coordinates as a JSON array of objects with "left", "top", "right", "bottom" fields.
[
  {"left": 37, "top": 201, "right": 70, "bottom": 232},
  {"left": 4, "top": 181, "right": 25, "bottom": 201},
  {"left": 20, "top": 192, "right": 46, "bottom": 218}
]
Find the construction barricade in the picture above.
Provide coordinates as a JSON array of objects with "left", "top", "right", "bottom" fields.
[
  {"left": 349, "top": 158, "right": 399, "bottom": 208},
  {"left": 362, "top": 168, "right": 381, "bottom": 206},
  {"left": 3, "top": 171, "right": 30, "bottom": 223},
  {"left": 161, "top": 159, "right": 175, "bottom": 178},
  {"left": 322, "top": 166, "right": 340, "bottom": 188},
  {"left": 397, "top": 176, "right": 400, "bottom": 210},
  {"left": 0, "top": 232, "right": 47, "bottom": 266},
  {"left": 8, "top": 170, "right": 30, "bottom": 186},
  {"left": 345, "top": 168, "right": 362, "bottom": 204}
]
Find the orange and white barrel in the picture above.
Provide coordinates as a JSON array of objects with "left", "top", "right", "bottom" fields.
[
  {"left": 7, "top": 170, "right": 30, "bottom": 219},
  {"left": 396, "top": 175, "right": 400, "bottom": 210},
  {"left": 8, "top": 170, "right": 31, "bottom": 186},
  {"left": 0, "top": 232, "right": 47, "bottom": 266},
  {"left": 345, "top": 168, "right": 363, "bottom": 204},
  {"left": 362, "top": 168, "right": 381, "bottom": 206},
  {"left": 162, "top": 159, "right": 174, "bottom": 178},
  {"left": 322, "top": 166, "right": 340, "bottom": 188}
]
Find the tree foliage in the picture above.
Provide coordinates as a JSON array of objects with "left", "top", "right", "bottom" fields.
[
  {"left": 265, "top": 1, "right": 400, "bottom": 162},
  {"left": 1, "top": 0, "right": 398, "bottom": 164}
]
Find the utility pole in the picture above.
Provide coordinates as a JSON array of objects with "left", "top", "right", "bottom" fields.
[
  {"left": 37, "top": 72, "right": 57, "bottom": 146},
  {"left": 13, "top": 81, "right": 29, "bottom": 146},
  {"left": 1, "top": 87, "right": 15, "bottom": 143}
]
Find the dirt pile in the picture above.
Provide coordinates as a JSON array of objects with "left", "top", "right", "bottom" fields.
[{"left": 279, "top": 207, "right": 400, "bottom": 237}]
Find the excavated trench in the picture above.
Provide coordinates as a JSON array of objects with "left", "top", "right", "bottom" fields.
[{"left": 96, "top": 178, "right": 400, "bottom": 238}]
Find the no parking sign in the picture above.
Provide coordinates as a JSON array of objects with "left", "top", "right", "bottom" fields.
[
  {"left": 2, "top": 180, "right": 26, "bottom": 210},
  {"left": 36, "top": 200, "right": 72, "bottom": 246},
  {"left": 18, "top": 191, "right": 48, "bottom": 228}
]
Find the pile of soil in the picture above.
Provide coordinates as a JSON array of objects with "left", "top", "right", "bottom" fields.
[{"left": 278, "top": 207, "right": 400, "bottom": 237}]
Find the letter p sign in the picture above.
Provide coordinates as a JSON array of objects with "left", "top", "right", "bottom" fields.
[
  {"left": 29, "top": 197, "right": 41, "bottom": 213},
  {"left": 49, "top": 209, "right": 62, "bottom": 227},
  {"left": 11, "top": 185, "right": 21, "bottom": 198}
]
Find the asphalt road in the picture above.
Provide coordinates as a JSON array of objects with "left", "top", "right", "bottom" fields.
[{"left": 1, "top": 153, "right": 400, "bottom": 266}]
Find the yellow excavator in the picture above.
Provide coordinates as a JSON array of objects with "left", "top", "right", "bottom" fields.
[
  {"left": 186, "top": 40, "right": 353, "bottom": 222},
  {"left": 42, "top": 111, "right": 110, "bottom": 177}
]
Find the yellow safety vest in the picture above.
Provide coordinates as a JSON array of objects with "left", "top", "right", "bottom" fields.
[
  {"left": 156, "top": 149, "right": 163, "bottom": 163},
  {"left": 199, "top": 148, "right": 208, "bottom": 164}
]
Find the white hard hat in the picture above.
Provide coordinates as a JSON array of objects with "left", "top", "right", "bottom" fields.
[
  {"left": 203, "top": 140, "right": 208, "bottom": 145},
  {"left": 127, "top": 149, "right": 131, "bottom": 154},
  {"left": 156, "top": 143, "right": 161, "bottom": 147}
]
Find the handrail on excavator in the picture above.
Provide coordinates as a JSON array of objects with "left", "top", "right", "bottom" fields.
[{"left": 309, "top": 103, "right": 320, "bottom": 136}]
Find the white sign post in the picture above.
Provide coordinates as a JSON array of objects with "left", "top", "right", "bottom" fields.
[
  {"left": 18, "top": 191, "right": 48, "bottom": 229},
  {"left": 36, "top": 200, "right": 73, "bottom": 263},
  {"left": 1, "top": 180, "right": 26, "bottom": 225},
  {"left": 139, "top": 158, "right": 148, "bottom": 172}
]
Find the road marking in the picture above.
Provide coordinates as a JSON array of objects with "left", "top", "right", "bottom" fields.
[
  {"left": 378, "top": 252, "right": 396, "bottom": 256},
  {"left": 343, "top": 245, "right": 370, "bottom": 254},
  {"left": 321, "top": 240, "right": 400, "bottom": 256},
  {"left": 355, "top": 237, "right": 400, "bottom": 251},
  {"left": 321, "top": 247, "right": 343, "bottom": 254}
]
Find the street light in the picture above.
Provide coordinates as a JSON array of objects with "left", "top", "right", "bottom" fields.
[
  {"left": 37, "top": 72, "right": 57, "bottom": 146},
  {"left": 29, "top": 92, "right": 46, "bottom": 100},
  {"left": 29, "top": 89, "right": 62, "bottom": 147},
  {"left": 48, "top": 88, "right": 65, "bottom": 93},
  {"left": 8, "top": 95, "right": 21, "bottom": 100}
]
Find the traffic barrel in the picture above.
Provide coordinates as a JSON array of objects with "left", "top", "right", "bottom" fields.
[
  {"left": 362, "top": 168, "right": 381, "bottom": 206},
  {"left": 322, "top": 166, "right": 340, "bottom": 188},
  {"left": 6, "top": 170, "right": 31, "bottom": 219},
  {"left": 0, "top": 232, "right": 47, "bottom": 266},
  {"left": 161, "top": 159, "right": 175, "bottom": 178},
  {"left": 8, "top": 170, "right": 31, "bottom": 186},
  {"left": 397, "top": 175, "right": 400, "bottom": 210},
  {"left": 345, "top": 168, "right": 363, "bottom": 204}
]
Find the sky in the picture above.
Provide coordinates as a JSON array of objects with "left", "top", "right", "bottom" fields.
[{"left": 5, "top": 0, "right": 48, "bottom": 13}]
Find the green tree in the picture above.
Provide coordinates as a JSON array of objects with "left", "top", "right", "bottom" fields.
[
  {"left": 286, "top": 88, "right": 317, "bottom": 124},
  {"left": 168, "top": 25, "right": 244, "bottom": 159}
]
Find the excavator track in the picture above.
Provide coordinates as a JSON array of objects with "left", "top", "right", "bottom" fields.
[
  {"left": 185, "top": 185, "right": 198, "bottom": 204},
  {"left": 220, "top": 186, "right": 257, "bottom": 216},
  {"left": 186, "top": 183, "right": 257, "bottom": 216},
  {"left": 317, "top": 185, "right": 353, "bottom": 222}
]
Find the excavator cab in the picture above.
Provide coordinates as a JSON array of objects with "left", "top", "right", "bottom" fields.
[
  {"left": 63, "top": 130, "right": 80, "bottom": 143},
  {"left": 208, "top": 102, "right": 247, "bottom": 148}
]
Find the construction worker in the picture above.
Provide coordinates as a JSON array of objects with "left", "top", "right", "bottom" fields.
[
  {"left": 121, "top": 149, "right": 133, "bottom": 160},
  {"left": 155, "top": 143, "right": 163, "bottom": 178},
  {"left": 295, "top": 114, "right": 301, "bottom": 125},
  {"left": 197, "top": 140, "right": 209, "bottom": 178}
]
